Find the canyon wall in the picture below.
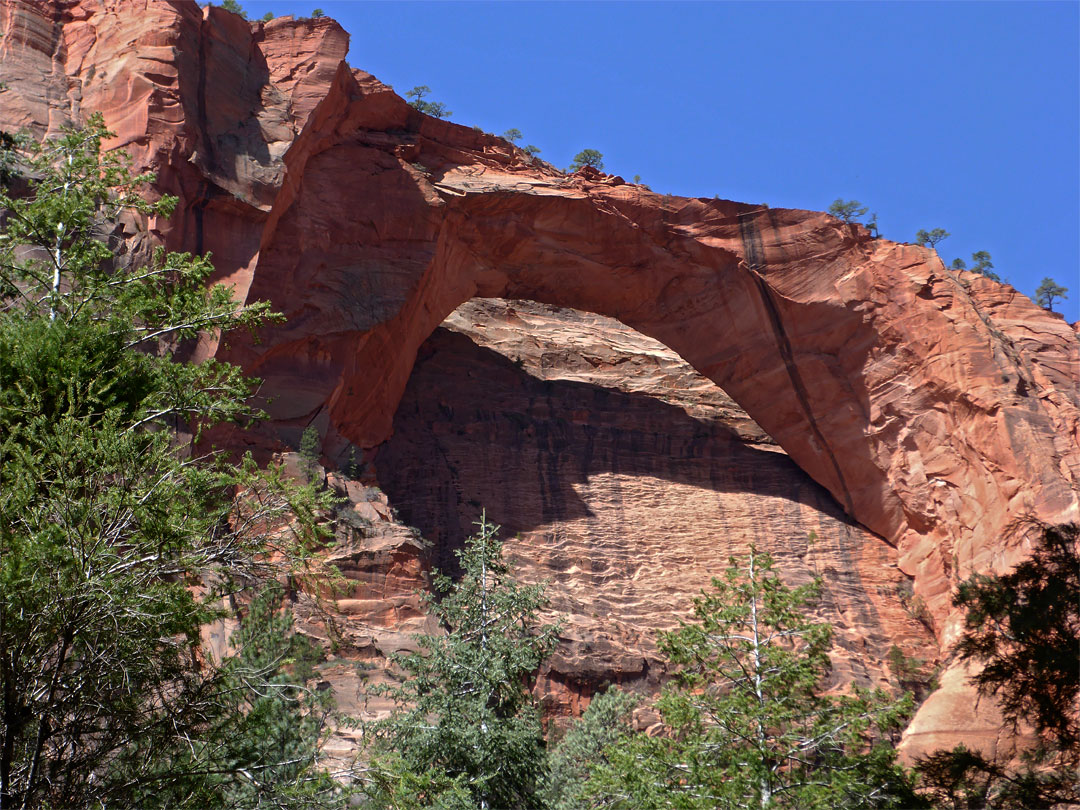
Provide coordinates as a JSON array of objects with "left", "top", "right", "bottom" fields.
[{"left": 2, "top": 0, "right": 1078, "bottom": 759}]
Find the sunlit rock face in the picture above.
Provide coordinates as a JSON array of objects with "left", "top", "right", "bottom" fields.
[{"left": 2, "top": 0, "right": 1078, "bottom": 759}]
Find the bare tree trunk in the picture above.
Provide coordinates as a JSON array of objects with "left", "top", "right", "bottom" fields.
[
  {"left": 749, "top": 550, "right": 772, "bottom": 810},
  {"left": 20, "top": 629, "right": 71, "bottom": 810}
]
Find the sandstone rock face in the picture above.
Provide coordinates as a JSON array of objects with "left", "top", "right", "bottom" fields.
[
  {"left": 3, "top": 0, "right": 1078, "bottom": 760},
  {"left": 377, "top": 299, "right": 938, "bottom": 720}
]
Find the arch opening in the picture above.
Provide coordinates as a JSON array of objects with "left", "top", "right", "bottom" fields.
[{"left": 373, "top": 297, "right": 935, "bottom": 707}]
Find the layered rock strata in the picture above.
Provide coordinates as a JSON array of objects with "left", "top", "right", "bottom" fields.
[{"left": 2, "top": 0, "right": 1078, "bottom": 759}]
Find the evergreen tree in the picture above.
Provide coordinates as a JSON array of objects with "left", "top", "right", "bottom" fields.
[
  {"left": 0, "top": 116, "right": 342, "bottom": 808},
  {"left": 569, "top": 149, "right": 604, "bottom": 172},
  {"left": 120, "top": 583, "right": 341, "bottom": 808},
  {"left": 917, "top": 523, "right": 1080, "bottom": 809},
  {"left": 588, "top": 547, "right": 922, "bottom": 809},
  {"left": 866, "top": 211, "right": 880, "bottom": 237},
  {"left": 827, "top": 199, "right": 869, "bottom": 224},
  {"left": 362, "top": 515, "right": 560, "bottom": 809},
  {"left": 915, "top": 228, "right": 950, "bottom": 249},
  {"left": 969, "top": 250, "right": 998, "bottom": 280},
  {"left": 953, "top": 251, "right": 1000, "bottom": 281},
  {"left": 1034, "top": 277, "right": 1068, "bottom": 311},
  {"left": 541, "top": 687, "right": 638, "bottom": 810},
  {"left": 405, "top": 86, "right": 451, "bottom": 119},
  {"left": 220, "top": 0, "right": 247, "bottom": 19},
  {"left": 301, "top": 423, "right": 322, "bottom": 480}
]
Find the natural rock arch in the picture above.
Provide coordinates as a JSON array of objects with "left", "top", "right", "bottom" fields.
[
  {"left": 228, "top": 106, "right": 1078, "bottom": 751},
  {"left": 3, "top": 0, "right": 1076, "bottom": 758},
  {"left": 226, "top": 68, "right": 1078, "bottom": 641}
]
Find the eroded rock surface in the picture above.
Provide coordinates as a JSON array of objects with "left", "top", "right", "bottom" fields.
[
  {"left": 2, "top": 0, "right": 1078, "bottom": 760},
  {"left": 378, "top": 299, "right": 939, "bottom": 722}
]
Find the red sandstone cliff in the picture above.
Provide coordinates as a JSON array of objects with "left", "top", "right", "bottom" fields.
[{"left": 2, "top": 0, "right": 1077, "bottom": 760}]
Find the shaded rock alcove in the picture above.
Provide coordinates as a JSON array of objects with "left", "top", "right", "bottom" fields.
[{"left": 374, "top": 298, "right": 937, "bottom": 717}]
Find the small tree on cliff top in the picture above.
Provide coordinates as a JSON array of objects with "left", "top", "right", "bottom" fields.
[
  {"left": 915, "top": 227, "right": 950, "bottom": 249},
  {"left": 569, "top": 149, "right": 604, "bottom": 172},
  {"left": 588, "top": 547, "right": 921, "bottom": 809},
  {"left": 828, "top": 198, "right": 869, "bottom": 224},
  {"left": 1035, "top": 277, "right": 1068, "bottom": 311},
  {"left": 406, "top": 85, "right": 451, "bottom": 119}
]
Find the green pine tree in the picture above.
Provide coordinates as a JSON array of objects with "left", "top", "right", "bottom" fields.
[
  {"left": 405, "top": 86, "right": 451, "bottom": 119},
  {"left": 915, "top": 228, "right": 950, "bottom": 249},
  {"left": 569, "top": 149, "right": 604, "bottom": 172},
  {"left": 1034, "top": 277, "right": 1068, "bottom": 311},
  {"left": 827, "top": 199, "right": 869, "bottom": 224},
  {"left": 541, "top": 687, "right": 639, "bottom": 810},
  {"left": 916, "top": 523, "right": 1080, "bottom": 809},
  {"left": 0, "top": 115, "right": 343, "bottom": 808},
  {"left": 362, "top": 514, "right": 560, "bottom": 809},
  {"left": 588, "top": 546, "right": 922, "bottom": 809}
]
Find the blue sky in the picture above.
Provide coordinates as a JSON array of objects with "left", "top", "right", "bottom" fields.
[{"left": 244, "top": 1, "right": 1079, "bottom": 322}]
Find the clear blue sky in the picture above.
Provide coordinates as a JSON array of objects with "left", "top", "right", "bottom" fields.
[{"left": 244, "top": 1, "right": 1079, "bottom": 322}]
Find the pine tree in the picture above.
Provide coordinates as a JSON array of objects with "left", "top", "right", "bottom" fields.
[
  {"left": 405, "top": 86, "right": 451, "bottom": 119},
  {"left": 827, "top": 199, "right": 869, "bottom": 224},
  {"left": 1034, "top": 277, "right": 1068, "bottom": 311},
  {"left": 541, "top": 687, "right": 639, "bottom": 810},
  {"left": 0, "top": 115, "right": 342, "bottom": 808},
  {"left": 916, "top": 523, "right": 1080, "bottom": 809},
  {"left": 362, "top": 514, "right": 560, "bottom": 809},
  {"left": 569, "top": 149, "right": 604, "bottom": 172},
  {"left": 588, "top": 547, "right": 922, "bottom": 809},
  {"left": 915, "top": 228, "right": 950, "bottom": 249}
]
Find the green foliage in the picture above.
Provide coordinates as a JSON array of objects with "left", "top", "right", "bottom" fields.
[
  {"left": 260, "top": 11, "right": 274, "bottom": 21},
  {"left": 301, "top": 423, "right": 322, "bottom": 476},
  {"left": 0, "top": 115, "right": 272, "bottom": 344},
  {"left": 569, "top": 149, "right": 604, "bottom": 172},
  {"left": 827, "top": 198, "right": 869, "bottom": 224},
  {"left": 969, "top": 250, "right": 996, "bottom": 277},
  {"left": 915, "top": 227, "right": 950, "bottom": 249},
  {"left": 117, "top": 583, "right": 341, "bottom": 808},
  {"left": 886, "top": 643, "right": 922, "bottom": 684},
  {"left": 541, "top": 688, "right": 638, "bottom": 810},
  {"left": 866, "top": 211, "right": 880, "bottom": 236},
  {"left": 405, "top": 86, "right": 452, "bottom": 120},
  {"left": 954, "top": 523, "right": 1079, "bottom": 749},
  {"left": 886, "top": 644, "right": 939, "bottom": 701},
  {"left": 917, "top": 523, "right": 1080, "bottom": 808},
  {"left": 952, "top": 251, "right": 1000, "bottom": 281},
  {"left": 502, "top": 128, "right": 523, "bottom": 143},
  {"left": 1034, "top": 276, "right": 1068, "bottom": 311},
  {"left": 362, "top": 514, "right": 560, "bottom": 809},
  {"left": 220, "top": 0, "right": 247, "bottom": 19},
  {"left": 588, "top": 547, "right": 921, "bottom": 809},
  {"left": 522, "top": 144, "right": 542, "bottom": 157},
  {"left": 312, "top": 8, "right": 325, "bottom": 17},
  {"left": 0, "top": 116, "right": 342, "bottom": 808},
  {"left": 917, "top": 743, "right": 1076, "bottom": 810},
  {"left": 0, "top": 130, "right": 28, "bottom": 186}
]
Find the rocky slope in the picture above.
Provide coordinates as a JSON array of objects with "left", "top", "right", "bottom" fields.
[{"left": 2, "top": 0, "right": 1077, "bottom": 760}]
